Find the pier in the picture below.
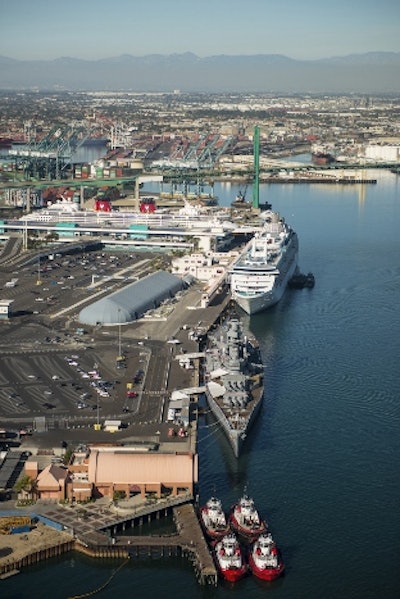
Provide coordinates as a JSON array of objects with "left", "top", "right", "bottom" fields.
[
  {"left": 0, "top": 498, "right": 218, "bottom": 585},
  {"left": 260, "top": 175, "right": 377, "bottom": 184},
  {"left": 74, "top": 504, "right": 217, "bottom": 586}
]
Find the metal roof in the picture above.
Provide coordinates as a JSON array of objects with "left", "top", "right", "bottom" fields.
[{"left": 79, "top": 270, "right": 184, "bottom": 325}]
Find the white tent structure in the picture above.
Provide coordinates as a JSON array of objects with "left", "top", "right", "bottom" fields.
[{"left": 79, "top": 270, "right": 185, "bottom": 325}]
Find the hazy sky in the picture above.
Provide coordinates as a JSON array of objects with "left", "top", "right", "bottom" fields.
[{"left": 1, "top": 0, "right": 399, "bottom": 61}]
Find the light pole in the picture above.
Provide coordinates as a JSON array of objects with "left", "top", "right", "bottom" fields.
[{"left": 36, "top": 256, "right": 42, "bottom": 286}]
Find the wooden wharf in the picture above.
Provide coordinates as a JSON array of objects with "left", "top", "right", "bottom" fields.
[
  {"left": 0, "top": 501, "right": 218, "bottom": 585},
  {"left": 75, "top": 503, "right": 218, "bottom": 586}
]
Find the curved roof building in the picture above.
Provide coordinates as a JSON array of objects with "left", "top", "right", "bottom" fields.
[{"left": 79, "top": 270, "right": 185, "bottom": 325}]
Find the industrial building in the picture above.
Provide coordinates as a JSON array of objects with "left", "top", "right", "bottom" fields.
[{"left": 78, "top": 270, "right": 186, "bottom": 325}]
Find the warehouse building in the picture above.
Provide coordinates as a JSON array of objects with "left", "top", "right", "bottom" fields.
[
  {"left": 78, "top": 270, "right": 186, "bottom": 325},
  {"left": 22, "top": 442, "right": 197, "bottom": 502},
  {"left": 87, "top": 446, "right": 197, "bottom": 499}
]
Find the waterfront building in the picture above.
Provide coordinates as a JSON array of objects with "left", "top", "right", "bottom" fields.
[
  {"left": 364, "top": 143, "right": 400, "bottom": 162},
  {"left": 22, "top": 443, "right": 197, "bottom": 502}
]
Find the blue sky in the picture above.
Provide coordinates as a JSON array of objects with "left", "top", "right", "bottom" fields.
[{"left": 1, "top": 0, "right": 399, "bottom": 61}]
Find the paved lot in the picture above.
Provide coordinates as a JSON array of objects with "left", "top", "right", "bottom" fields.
[{"left": 0, "top": 241, "right": 230, "bottom": 453}]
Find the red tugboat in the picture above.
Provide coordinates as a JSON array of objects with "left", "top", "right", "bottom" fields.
[
  {"left": 248, "top": 532, "right": 285, "bottom": 581},
  {"left": 199, "top": 496, "right": 231, "bottom": 540},
  {"left": 213, "top": 533, "right": 248, "bottom": 582},
  {"left": 229, "top": 494, "right": 268, "bottom": 541}
]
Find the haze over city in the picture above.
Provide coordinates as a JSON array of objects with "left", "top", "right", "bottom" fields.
[{"left": 1, "top": 0, "right": 399, "bottom": 61}]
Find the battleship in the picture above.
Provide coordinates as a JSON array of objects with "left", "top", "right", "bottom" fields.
[{"left": 203, "top": 315, "right": 264, "bottom": 457}]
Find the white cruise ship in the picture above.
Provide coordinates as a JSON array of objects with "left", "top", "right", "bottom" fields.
[{"left": 230, "top": 210, "right": 298, "bottom": 315}]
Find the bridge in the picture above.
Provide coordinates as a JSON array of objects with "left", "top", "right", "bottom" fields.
[
  {"left": 1, "top": 161, "right": 396, "bottom": 192},
  {"left": 0, "top": 174, "right": 142, "bottom": 191}
]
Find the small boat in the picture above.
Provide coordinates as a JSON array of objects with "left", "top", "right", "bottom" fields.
[
  {"left": 288, "top": 271, "right": 315, "bottom": 289},
  {"left": 231, "top": 191, "right": 252, "bottom": 209},
  {"left": 213, "top": 533, "right": 248, "bottom": 582},
  {"left": 199, "top": 496, "right": 231, "bottom": 540},
  {"left": 248, "top": 532, "right": 285, "bottom": 581},
  {"left": 229, "top": 494, "right": 268, "bottom": 541},
  {"left": 231, "top": 191, "right": 271, "bottom": 211}
]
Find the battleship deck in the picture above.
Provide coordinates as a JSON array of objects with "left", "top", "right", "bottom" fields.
[{"left": 204, "top": 316, "right": 264, "bottom": 456}]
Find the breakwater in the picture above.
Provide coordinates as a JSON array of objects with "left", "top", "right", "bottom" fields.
[{"left": 0, "top": 536, "right": 74, "bottom": 579}]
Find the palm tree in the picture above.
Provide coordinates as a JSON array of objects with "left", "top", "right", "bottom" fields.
[{"left": 14, "top": 474, "right": 38, "bottom": 501}]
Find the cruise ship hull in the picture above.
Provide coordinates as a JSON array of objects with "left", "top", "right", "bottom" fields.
[
  {"left": 232, "top": 249, "right": 298, "bottom": 315},
  {"left": 230, "top": 211, "right": 299, "bottom": 315}
]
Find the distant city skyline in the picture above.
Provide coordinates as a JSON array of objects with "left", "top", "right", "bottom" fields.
[{"left": 1, "top": 0, "right": 399, "bottom": 62}]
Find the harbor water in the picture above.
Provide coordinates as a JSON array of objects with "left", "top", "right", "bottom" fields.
[{"left": 3, "top": 168, "right": 400, "bottom": 598}]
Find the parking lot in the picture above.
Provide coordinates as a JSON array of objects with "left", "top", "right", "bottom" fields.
[
  {"left": 0, "top": 338, "right": 151, "bottom": 425},
  {"left": 0, "top": 239, "right": 228, "bottom": 442},
  {"left": 0, "top": 244, "right": 170, "bottom": 427},
  {"left": 0, "top": 243, "right": 168, "bottom": 322}
]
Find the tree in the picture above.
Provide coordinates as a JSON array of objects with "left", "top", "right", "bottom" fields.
[
  {"left": 63, "top": 448, "right": 73, "bottom": 465},
  {"left": 113, "top": 490, "right": 126, "bottom": 501},
  {"left": 14, "top": 474, "right": 38, "bottom": 500}
]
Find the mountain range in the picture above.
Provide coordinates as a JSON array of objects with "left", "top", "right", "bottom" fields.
[{"left": 0, "top": 52, "right": 399, "bottom": 93}]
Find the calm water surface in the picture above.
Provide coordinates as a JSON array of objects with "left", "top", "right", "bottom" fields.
[{"left": 4, "top": 170, "right": 400, "bottom": 598}]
